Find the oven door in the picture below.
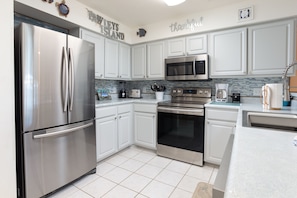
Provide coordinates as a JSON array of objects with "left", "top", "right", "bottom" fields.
[{"left": 157, "top": 106, "right": 205, "bottom": 153}]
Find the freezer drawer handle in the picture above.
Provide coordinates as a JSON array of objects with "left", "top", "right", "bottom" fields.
[{"left": 33, "top": 122, "right": 93, "bottom": 139}]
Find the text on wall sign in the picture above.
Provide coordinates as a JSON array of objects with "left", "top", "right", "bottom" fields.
[{"left": 87, "top": 9, "right": 125, "bottom": 41}]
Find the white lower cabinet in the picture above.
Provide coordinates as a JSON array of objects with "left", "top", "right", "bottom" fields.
[
  {"left": 118, "top": 105, "right": 132, "bottom": 150},
  {"left": 134, "top": 104, "right": 157, "bottom": 150},
  {"left": 204, "top": 107, "right": 238, "bottom": 165},
  {"left": 95, "top": 104, "right": 132, "bottom": 161}
]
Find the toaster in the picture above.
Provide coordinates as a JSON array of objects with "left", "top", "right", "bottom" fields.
[{"left": 129, "top": 89, "right": 141, "bottom": 98}]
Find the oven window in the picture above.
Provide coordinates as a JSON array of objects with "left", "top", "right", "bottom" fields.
[
  {"left": 166, "top": 61, "right": 193, "bottom": 76},
  {"left": 195, "top": 60, "right": 205, "bottom": 74},
  {"left": 157, "top": 112, "right": 204, "bottom": 152}
]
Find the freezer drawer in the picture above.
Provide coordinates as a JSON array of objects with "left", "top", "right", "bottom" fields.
[{"left": 23, "top": 121, "right": 96, "bottom": 198}]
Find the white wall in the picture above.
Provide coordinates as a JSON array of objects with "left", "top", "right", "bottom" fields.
[
  {"left": 131, "top": 0, "right": 297, "bottom": 43},
  {"left": 1, "top": 1, "right": 16, "bottom": 198}
]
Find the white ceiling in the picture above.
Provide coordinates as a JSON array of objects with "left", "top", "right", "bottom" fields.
[{"left": 76, "top": 0, "right": 247, "bottom": 28}]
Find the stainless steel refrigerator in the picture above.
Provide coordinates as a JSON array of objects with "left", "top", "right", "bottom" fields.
[{"left": 14, "top": 23, "right": 96, "bottom": 198}]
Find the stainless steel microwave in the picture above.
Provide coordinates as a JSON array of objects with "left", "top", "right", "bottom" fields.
[{"left": 165, "top": 54, "right": 208, "bottom": 81}]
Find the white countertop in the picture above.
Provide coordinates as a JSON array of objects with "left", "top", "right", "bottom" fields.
[
  {"left": 222, "top": 103, "right": 297, "bottom": 198},
  {"left": 95, "top": 98, "right": 167, "bottom": 107}
]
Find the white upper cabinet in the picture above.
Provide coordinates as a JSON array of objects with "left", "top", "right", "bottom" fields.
[
  {"left": 105, "top": 39, "right": 131, "bottom": 79},
  {"left": 209, "top": 19, "right": 295, "bottom": 78},
  {"left": 248, "top": 20, "right": 295, "bottom": 76},
  {"left": 147, "top": 41, "right": 165, "bottom": 79},
  {"left": 186, "top": 34, "right": 208, "bottom": 55},
  {"left": 119, "top": 43, "right": 131, "bottom": 79},
  {"left": 167, "top": 37, "right": 186, "bottom": 57},
  {"left": 167, "top": 34, "right": 207, "bottom": 57},
  {"left": 79, "top": 29, "right": 105, "bottom": 79},
  {"left": 132, "top": 42, "right": 165, "bottom": 80},
  {"left": 208, "top": 28, "right": 247, "bottom": 77},
  {"left": 104, "top": 38, "right": 119, "bottom": 78},
  {"left": 132, "top": 44, "right": 146, "bottom": 79}
]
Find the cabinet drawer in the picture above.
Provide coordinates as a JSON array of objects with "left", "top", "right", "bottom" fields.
[
  {"left": 206, "top": 108, "right": 238, "bottom": 122},
  {"left": 96, "top": 106, "right": 117, "bottom": 119},
  {"left": 134, "top": 104, "right": 156, "bottom": 113},
  {"left": 118, "top": 104, "right": 132, "bottom": 114}
]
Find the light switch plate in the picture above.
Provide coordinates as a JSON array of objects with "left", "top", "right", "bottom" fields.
[{"left": 238, "top": 6, "right": 254, "bottom": 22}]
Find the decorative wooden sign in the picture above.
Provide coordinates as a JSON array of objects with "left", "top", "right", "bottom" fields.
[{"left": 87, "top": 9, "right": 125, "bottom": 41}]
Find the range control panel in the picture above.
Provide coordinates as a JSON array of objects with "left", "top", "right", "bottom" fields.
[{"left": 171, "top": 87, "right": 211, "bottom": 98}]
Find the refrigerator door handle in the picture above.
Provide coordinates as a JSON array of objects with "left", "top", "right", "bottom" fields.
[
  {"left": 33, "top": 122, "right": 93, "bottom": 139},
  {"left": 62, "top": 47, "right": 69, "bottom": 112},
  {"left": 69, "top": 48, "right": 75, "bottom": 111}
]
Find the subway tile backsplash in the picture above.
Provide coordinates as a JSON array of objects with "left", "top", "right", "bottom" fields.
[{"left": 95, "top": 77, "right": 282, "bottom": 97}]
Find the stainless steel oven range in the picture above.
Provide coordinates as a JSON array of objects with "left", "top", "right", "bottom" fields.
[{"left": 157, "top": 87, "right": 211, "bottom": 166}]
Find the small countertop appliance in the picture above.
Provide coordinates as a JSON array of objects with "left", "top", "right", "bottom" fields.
[
  {"left": 118, "top": 89, "right": 127, "bottom": 98},
  {"left": 215, "top": 83, "right": 229, "bottom": 102},
  {"left": 129, "top": 89, "right": 141, "bottom": 98}
]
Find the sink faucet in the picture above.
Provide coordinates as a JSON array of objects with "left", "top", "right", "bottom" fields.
[{"left": 282, "top": 61, "right": 297, "bottom": 101}]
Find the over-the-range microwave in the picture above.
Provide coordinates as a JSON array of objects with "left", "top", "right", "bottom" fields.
[{"left": 165, "top": 54, "right": 209, "bottom": 81}]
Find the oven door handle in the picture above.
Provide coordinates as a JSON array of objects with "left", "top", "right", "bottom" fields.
[{"left": 157, "top": 106, "right": 204, "bottom": 116}]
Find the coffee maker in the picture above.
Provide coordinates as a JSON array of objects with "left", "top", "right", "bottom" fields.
[
  {"left": 215, "top": 83, "right": 228, "bottom": 102},
  {"left": 118, "top": 82, "right": 127, "bottom": 98}
]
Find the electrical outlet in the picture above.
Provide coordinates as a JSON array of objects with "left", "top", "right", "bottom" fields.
[{"left": 253, "top": 88, "right": 262, "bottom": 96}]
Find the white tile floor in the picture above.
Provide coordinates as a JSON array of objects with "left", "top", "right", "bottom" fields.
[{"left": 49, "top": 146, "right": 218, "bottom": 198}]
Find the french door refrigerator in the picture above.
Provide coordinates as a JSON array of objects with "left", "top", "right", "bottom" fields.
[{"left": 15, "top": 23, "right": 96, "bottom": 198}]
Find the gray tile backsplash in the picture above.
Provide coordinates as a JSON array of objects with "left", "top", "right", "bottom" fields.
[{"left": 95, "top": 77, "right": 282, "bottom": 98}]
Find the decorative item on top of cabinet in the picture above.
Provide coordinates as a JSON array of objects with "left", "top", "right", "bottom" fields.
[
  {"left": 204, "top": 107, "right": 238, "bottom": 165},
  {"left": 55, "top": 0, "right": 69, "bottom": 17}
]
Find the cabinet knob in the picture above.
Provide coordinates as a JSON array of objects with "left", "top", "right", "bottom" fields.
[
  {"left": 114, "top": 117, "right": 117, "bottom": 120},
  {"left": 119, "top": 116, "right": 122, "bottom": 119}
]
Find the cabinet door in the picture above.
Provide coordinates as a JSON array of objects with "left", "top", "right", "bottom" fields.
[
  {"left": 186, "top": 34, "right": 207, "bottom": 55},
  {"left": 96, "top": 116, "right": 117, "bottom": 161},
  {"left": 147, "top": 41, "right": 165, "bottom": 79},
  {"left": 119, "top": 43, "right": 131, "bottom": 79},
  {"left": 118, "top": 111, "right": 132, "bottom": 150},
  {"left": 204, "top": 120, "right": 235, "bottom": 165},
  {"left": 134, "top": 112, "right": 156, "bottom": 149},
  {"left": 167, "top": 37, "right": 186, "bottom": 57},
  {"left": 248, "top": 20, "right": 295, "bottom": 76},
  {"left": 80, "top": 29, "right": 105, "bottom": 79},
  {"left": 105, "top": 38, "right": 119, "bottom": 78},
  {"left": 209, "top": 28, "right": 247, "bottom": 77},
  {"left": 132, "top": 44, "right": 146, "bottom": 79}
]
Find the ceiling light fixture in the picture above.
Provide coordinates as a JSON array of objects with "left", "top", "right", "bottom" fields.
[{"left": 163, "top": 0, "right": 186, "bottom": 6}]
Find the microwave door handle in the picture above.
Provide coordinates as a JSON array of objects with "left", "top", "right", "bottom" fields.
[{"left": 193, "top": 60, "right": 196, "bottom": 77}]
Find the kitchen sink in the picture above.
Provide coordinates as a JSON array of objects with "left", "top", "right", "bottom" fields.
[{"left": 242, "top": 111, "right": 297, "bottom": 131}]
